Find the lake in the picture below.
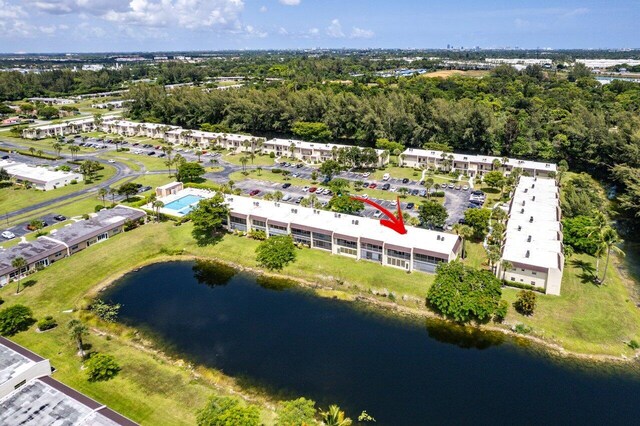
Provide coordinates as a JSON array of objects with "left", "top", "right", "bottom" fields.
[{"left": 104, "top": 260, "right": 640, "bottom": 425}]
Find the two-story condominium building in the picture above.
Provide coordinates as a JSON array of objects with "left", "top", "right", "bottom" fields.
[
  {"left": 100, "top": 120, "right": 176, "bottom": 139},
  {"left": 496, "top": 176, "right": 564, "bottom": 295},
  {"left": 263, "top": 138, "right": 389, "bottom": 166},
  {"left": 399, "top": 148, "right": 557, "bottom": 178},
  {"left": 224, "top": 193, "right": 460, "bottom": 273},
  {"left": 163, "top": 129, "right": 262, "bottom": 150},
  {"left": 22, "top": 118, "right": 100, "bottom": 139}
]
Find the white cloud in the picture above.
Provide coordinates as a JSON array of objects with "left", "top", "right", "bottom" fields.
[
  {"left": 260, "top": 5, "right": 267, "bottom": 13},
  {"left": 564, "top": 8, "right": 589, "bottom": 17},
  {"left": 277, "top": 27, "right": 288, "bottom": 35},
  {"left": 308, "top": 27, "right": 319, "bottom": 36},
  {"left": 326, "top": 18, "right": 344, "bottom": 38},
  {"left": 279, "top": 0, "right": 301, "bottom": 5},
  {"left": 350, "top": 27, "right": 374, "bottom": 39}
]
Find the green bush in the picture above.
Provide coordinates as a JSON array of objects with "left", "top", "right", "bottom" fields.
[
  {"left": 271, "top": 168, "right": 283, "bottom": 174},
  {"left": 628, "top": 339, "right": 640, "bottom": 350},
  {"left": 84, "top": 353, "right": 120, "bottom": 382},
  {"left": 255, "top": 235, "right": 297, "bottom": 271},
  {"left": 269, "top": 152, "right": 275, "bottom": 158},
  {"left": 431, "top": 191, "right": 445, "bottom": 197},
  {"left": 514, "top": 323, "right": 532, "bottom": 334},
  {"left": 494, "top": 300, "right": 508, "bottom": 323},
  {"left": 197, "top": 396, "right": 260, "bottom": 426},
  {"left": 37, "top": 316, "right": 58, "bottom": 331},
  {"left": 95, "top": 204, "right": 105, "bottom": 212},
  {"left": 70, "top": 180, "right": 78, "bottom": 185},
  {"left": 514, "top": 290, "right": 537, "bottom": 316},
  {"left": 248, "top": 230, "right": 267, "bottom": 241},
  {"left": 0, "top": 304, "right": 35, "bottom": 336}
]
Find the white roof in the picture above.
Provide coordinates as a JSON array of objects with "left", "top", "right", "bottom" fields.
[
  {"left": 267, "top": 138, "right": 385, "bottom": 155},
  {"left": 0, "top": 160, "right": 81, "bottom": 184},
  {"left": 502, "top": 176, "right": 563, "bottom": 270},
  {"left": 165, "top": 128, "right": 260, "bottom": 142},
  {"left": 401, "top": 148, "right": 557, "bottom": 172},
  {"left": 225, "top": 194, "right": 458, "bottom": 256}
]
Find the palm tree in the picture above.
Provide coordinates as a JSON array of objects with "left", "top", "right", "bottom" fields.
[
  {"left": 486, "top": 246, "right": 501, "bottom": 273},
  {"left": 67, "top": 319, "right": 88, "bottom": 358},
  {"left": 98, "top": 187, "right": 108, "bottom": 206},
  {"left": 587, "top": 211, "right": 609, "bottom": 277},
  {"left": 300, "top": 197, "right": 310, "bottom": 207},
  {"left": 11, "top": 257, "right": 27, "bottom": 293},
  {"left": 289, "top": 143, "right": 296, "bottom": 159},
  {"left": 600, "top": 227, "right": 625, "bottom": 284},
  {"left": 69, "top": 145, "right": 80, "bottom": 160},
  {"left": 308, "top": 193, "right": 318, "bottom": 208},
  {"left": 28, "top": 147, "right": 36, "bottom": 157},
  {"left": 109, "top": 187, "right": 118, "bottom": 204},
  {"left": 51, "top": 142, "right": 63, "bottom": 157},
  {"left": 321, "top": 405, "right": 352, "bottom": 426},
  {"left": 249, "top": 152, "right": 256, "bottom": 165},
  {"left": 256, "top": 167, "right": 262, "bottom": 176},
  {"left": 273, "top": 191, "right": 284, "bottom": 201},
  {"left": 240, "top": 156, "right": 249, "bottom": 173},
  {"left": 453, "top": 224, "right": 473, "bottom": 259},
  {"left": 36, "top": 149, "right": 43, "bottom": 158},
  {"left": 153, "top": 200, "right": 165, "bottom": 222},
  {"left": 195, "top": 150, "right": 203, "bottom": 162},
  {"left": 500, "top": 260, "right": 513, "bottom": 281},
  {"left": 425, "top": 178, "right": 434, "bottom": 198}
]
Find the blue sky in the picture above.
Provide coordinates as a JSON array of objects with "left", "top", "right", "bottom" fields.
[{"left": 1, "top": 0, "right": 638, "bottom": 53}]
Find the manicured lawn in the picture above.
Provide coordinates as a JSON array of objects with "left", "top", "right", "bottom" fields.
[{"left": 97, "top": 150, "right": 170, "bottom": 172}]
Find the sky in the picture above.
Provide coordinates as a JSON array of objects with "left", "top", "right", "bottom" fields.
[{"left": 0, "top": 0, "right": 638, "bottom": 53}]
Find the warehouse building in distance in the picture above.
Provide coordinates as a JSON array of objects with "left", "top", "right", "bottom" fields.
[
  {"left": 0, "top": 159, "right": 82, "bottom": 191},
  {"left": 496, "top": 176, "right": 564, "bottom": 295}
]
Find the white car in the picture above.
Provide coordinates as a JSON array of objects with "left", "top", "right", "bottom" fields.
[
  {"left": 360, "top": 194, "right": 369, "bottom": 199},
  {"left": 1, "top": 231, "right": 15, "bottom": 239},
  {"left": 391, "top": 200, "right": 398, "bottom": 207},
  {"left": 373, "top": 210, "right": 383, "bottom": 219},
  {"left": 362, "top": 172, "right": 370, "bottom": 178},
  {"left": 302, "top": 186, "right": 309, "bottom": 192},
  {"left": 382, "top": 173, "right": 391, "bottom": 181},
  {"left": 108, "top": 159, "right": 116, "bottom": 163}
]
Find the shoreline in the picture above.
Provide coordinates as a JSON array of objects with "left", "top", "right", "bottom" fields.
[{"left": 89, "top": 254, "right": 640, "bottom": 366}]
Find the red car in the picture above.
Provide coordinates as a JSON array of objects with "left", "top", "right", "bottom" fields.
[
  {"left": 369, "top": 183, "right": 378, "bottom": 189},
  {"left": 308, "top": 187, "right": 318, "bottom": 193},
  {"left": 249, "top": 189, "right": 260, "bottom": 196}
]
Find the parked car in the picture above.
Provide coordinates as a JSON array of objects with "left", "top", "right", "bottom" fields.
[
  {"left": 147, "top": 151, "right": 155, "bottom": 156},
  {"left": 382, "top": 173, "right": 391, "bottom": 181},
  {"left": 308, "top": 187, "right": 317, "bottom": 193},
  {"left": 282, "top": 183, "right": 291, "bottom": 189},
  {"left": 53, "top": 215, "right": 66, "bottom": 221},
  {"left": 302, "top": 186, "right": 310, "bottom": 192},
  {"left": 322, "top": 177, "right": 331, "bottom": 184},
  {"left": 418, "top": 180, "right": 425, "bottom": 186},
  {"left": 249, "top": 189, "right": 260, "bottom": 196},
  {"left": 362, "top": 172, "right": 370, "bottom": 178},
  {"left": 406, "top": 202, "right": 415, "bottom": 210},
  {"left": 1, "top": 231, "right": 15, "bottom": 239},
  {"left": 402, "top": 178, "right": 409, "bottom": 184},
  {"left": 462, "top": 185, "right": 469, "bottom": 191},
  {"left": 360, "top": 194, "right": 369, "bottom": 199},
  {"left": 373, "top": 210, "right": 383, "bottom": 219},
  {"left": 468, "top": 203, "right": 481, "bottom": 209},
  {"left": 296, "top": 163, "right": 304, "bottom": 168},
  {"left": 282, "top": 194, "right": 292, "bottom": 201},
  {"left": 411, "top": 189, "right": 419, "bottom": 196},
  {"left": 455, "top": 185, "right": 462, "bottom": 190},
  {"left": 295, "top": 196, "right": 303, "bottom": 204},
  {"left": 369, "top": 183, "right": 377, "bottom": 189},
  {"left": 440, "top": 183, "right": 447, "bottom": 189},
  {"left": 418, "top": 189, "right": 427, "bottom": 197},
  {"left": 381, "top": 183, "right": 390, "bottom": 190},
  {"left": 448, "top": 183, "right": 455, "bottom": 189},
  {"left": 362, "top": 182, "right": 370, "bottom": 188},
  {"left": 158, "top": 153, "right": 166, "bottom": 157},
  {"left": 1, "top": 155, "right": 9, "bottom": 160}
]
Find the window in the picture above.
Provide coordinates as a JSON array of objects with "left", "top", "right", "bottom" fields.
[
  {"left": 338, "top": 247, "right": 357, "bottom": 256},
  {"left": 335, "top": 238, "right": 357, "bottom": 249},
  {"left": 531, "top": 281, "right": 536, "bottom": 285},
  {"left": 531, "top": 271, "right": 537, "bottom": 275},
  {"left": 387, "top": 257, "right": 407, "bottom": 268},
  {"left": 511, "top": 277, "right": 516, "bottom": 281}
]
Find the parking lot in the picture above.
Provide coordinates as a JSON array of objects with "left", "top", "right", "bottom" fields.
[{"left": 0, "top": 213, "right": 67, "bottom": 241}]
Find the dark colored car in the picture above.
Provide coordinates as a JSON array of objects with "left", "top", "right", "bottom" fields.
[
  {"left": 308, "top": 187, "right": 318, "bottom": 193},
  {"left": 411, "top": 189, "right": 419, "bottom": 196},
  {"left": 249, "top": 189, "right": 260, "bottom": 196},
  {"left": 402, "top": 178, "right": 409, "bottom": 184},
  {"left": 363, "top": 182, "right": 370, "bottom": 188},
  {"left": 282, "top": 183, "right": 292, "bottom": 189},
  {"left": 296, "top": 163, "right": 304, "bottom": 168},
  {"left": 53, "top": 215, "right": 66, "bottom": 221},
  {"left": 147, "top": 151, "right": 155, "bottom": 156},
  {"left": 381, "top": 183, "right": 391, "bottom": 190},
  {"left": 158, "top": 153, "right": 166, "bottom": 157},
  {"left": 369, "top": 183, "right": 377, "bottom": 189},
  {"left": 1, "top": 155, "right": 9, "bottom": 160},
  {"left": 322, "top": 177, "right": 331, "bottom": 184},
  {"left": 406, "top": 202, "right": 415, "bottom": 210}
]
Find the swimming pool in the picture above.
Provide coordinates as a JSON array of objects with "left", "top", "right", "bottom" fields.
[{"left": 163, "top": 194, "right": 205, "bottom": 216}]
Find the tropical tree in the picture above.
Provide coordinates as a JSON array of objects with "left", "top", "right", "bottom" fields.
[
  {"left": 36, "top": 149, "right": 43, "bottom": 158},
  {"left": 240, "top": 156, "right": 249, "bottom": 173},
  {"left": 51, "top": 142, "right": 63, "bottom": 157},
  {"left": 308, "top": 193, "right": 319, "bottom": 208},
  {"left": 320, "top": 405, "right": 352, "bottom": 426},
  {"left": 0, "top": 304, "right": 35, "bottom": 336},
  {"left": 599, "top": 227, "right": 625, "bottom": 284},
  {"left": 69, "top": 144, "right": 80, "bottom": 160},
  {"left": 273, "top": 190, "right": 284, "bottom": 201},
  {"left": 98, "top": 187, "right": 108, "bottom": 206},
  {"left": 255, "top": 235, "right": 297, "bottom": 271},
  {"left": 67, "top": 319, "right": 89, "bottom": 358},
  {"left": 424, "top": 178, "right": 434, "bottom": 198},
  {"left": 514, "top": 290, "right": 537, "bottom": 316},
  {"left": 195, "top": 150, "right": 203, "bottom": 162},
  {"left": 28, "top": 147, "right": 36, "bottom": 156},
  {"left": 11, "top": 257, "right": 27, "bottom": 293},
  {"left": 153, "top": 200, "right": 165, "bottom": 222},
  {"left": 276, "top": 397, "right": 317, "bottom": 426},
  {"left": 452, "top": 223, "right": 473, "bottom": 259}
]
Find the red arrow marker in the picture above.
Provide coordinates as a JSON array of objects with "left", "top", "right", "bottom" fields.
[{"left": 351, "top": 195, "right": 407, "bottom": 235}]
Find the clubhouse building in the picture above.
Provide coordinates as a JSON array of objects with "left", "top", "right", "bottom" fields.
[
  {"left": 496, "top": 176, "right": 564, "bottom": 295},
  {"left": 0, "top": 159, "right": 83, "bottom": 191}
]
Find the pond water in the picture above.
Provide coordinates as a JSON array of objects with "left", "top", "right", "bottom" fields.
[{"left": 104, "top": 261, "right": 640, "bottom": 425}]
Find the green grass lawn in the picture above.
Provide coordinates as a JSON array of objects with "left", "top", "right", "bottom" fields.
[{"left": 97, "top": 150, "right": 170, "bottom": 172}]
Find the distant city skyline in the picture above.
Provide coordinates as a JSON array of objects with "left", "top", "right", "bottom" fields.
[{"left": 1, "top": 0, "right": 638, "bottom": 53}]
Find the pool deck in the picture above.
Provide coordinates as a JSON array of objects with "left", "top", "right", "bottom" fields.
[{"left": 144, "top": 188, "right": 215, "bottom": 217}]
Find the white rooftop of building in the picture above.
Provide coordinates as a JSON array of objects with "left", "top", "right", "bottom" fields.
[
  {"left": 267, "top": 138, "right": 385, "bottom": 155},
  {"left": 502, "top": 176, "right": 563, "bottom": 270},
  {"left": 165, "top": 128, "right": 259, "bottom": 142},
  {"left": 225, "top": 193, "right": 458, "bottom": 255},
  {"left": 0, "top": 160, "right": 81, "bottom": 184},
  {"left": 401, "top": 147, "right": 557, "bottom": 172}
]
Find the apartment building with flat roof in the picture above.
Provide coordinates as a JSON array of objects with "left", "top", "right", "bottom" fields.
[
  {"left": 262, "top": 138, "right": 389, "bottom": 166},
  {"left": 496, "top": 176, "right": 564, "bottom": 295},
  {"left": 399, "top": 148, "right": 557, "bottom": 178}
]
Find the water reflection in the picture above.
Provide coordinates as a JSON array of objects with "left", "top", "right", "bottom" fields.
[
  {"left": 425, "top": 318, "right": 505, "bottom": 349},
  {"left": 192, "top": 260, "right": 236, "bottom": 287}
]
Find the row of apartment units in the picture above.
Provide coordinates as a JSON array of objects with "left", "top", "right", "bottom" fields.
[
  {"left": 0, "top": 206, "right": 146, "bottom": 287},
  {"left": 0, "top": 337, "right": 136, "bottom": 425},
  {"left": 495, "top": 176, "right": 564, "bottom": 295},
  {"left": 23, "top": 117, "right": 390, "bottom": 167},
  {"left": 399, "top": 147, "right": 557, "bottom": 178},
  {"left": 154, "top": 184, "right": 461, "bottom": 273}
]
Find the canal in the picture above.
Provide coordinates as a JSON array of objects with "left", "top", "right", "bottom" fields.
[{"left": 104, "top": 260, "right": 640, "bottom": 425}]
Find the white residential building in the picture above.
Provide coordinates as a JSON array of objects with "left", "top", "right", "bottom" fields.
[
  {"left": 496, "top": 176, "right": 564, "bottom": 295},
  {"left": 399, "top": 148, "right": 557, "bottom": 178},
  {"left": 27, "top": 97, "right": 74, "bottom": 105},
  {"left": 22, "top": 117, "right": 98, "bottom": 139},
  {"left": 262, "top": 138, "right": 389, "bottom": 166},
  {"left": 0, "top": 160, "right": 82, "bottom": 190},
  {"left": 153, "top": 184, "right": 461, "bottom": 273}
]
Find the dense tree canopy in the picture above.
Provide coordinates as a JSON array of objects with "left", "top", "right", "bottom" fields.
[
  {"left": 190, "top": 194, "right": 230, "bottom": 245},
  {"left": 255, "top": 235, "right": 297, "bottom": 271},
  {"left": 196, "top": 396, "right": 260, "bottom": 426}
]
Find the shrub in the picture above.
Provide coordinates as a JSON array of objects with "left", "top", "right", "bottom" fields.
[
  {"left": 514, "top": 323, "right": 532, "bottom": 334},
  {"left": 514, "top": 290, "right": 537, "bottom": 316},
  {"left": 91, "top": 299, "right": 121, "bottom": 322},
  {"left": 494, "top": 300, "right": 508, "bottom": 323},
  {"left": 248, "top": 230, "right": 267, "bottom": 240},
  {"left": 0, "top": 304, "right": 35, "bottom": 336},
  {"left": 0, "top": 297, "right": 4, "bottom": 306},
  {"left": 37, "top": 316, "right": 58, "bottom": 331},
  {"left": 269, "top": 152, "right": 275, "bottom": 158},
  {"left": 271, "top": 168, "right": 283, "bottom": 174},
  {"left": 82, "top": 213, "right": 90, "bottom": 220},
  {"left": 628, "top": 339, "right": 640, "bottom": 350},
  {"left": 84, "top": 353, "right": 120, "bottom": 382},
  {"left": 255, "top": 235, "right": 297, "bottom": 271},
  {"left": 70, "top": 180, "right": 77, "bottom": 185},
  {"left": 431, "top": 191, "right": 445, "bottom": 197},
  {"left": 276, "top": 397, "right": 317, "bottom": 426},
  {"left": 197, "top": 396, "right": 260, "bottom": 426},
  {"left": 94, "top": 204, "right": 105, "bottom": 212}
]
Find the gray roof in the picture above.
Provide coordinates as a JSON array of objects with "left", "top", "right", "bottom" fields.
[
  {"left": 49, "top": 206, "right": 146, "bottom": 247},
  {"left": 0, "top": 238, "right": 66, "bottom": 277},
  {"left": 0, "top": 378, "right": 134, "bottom": 426},
  {"left": 0, "top": 343, "right": 34, "bottom": 384}
]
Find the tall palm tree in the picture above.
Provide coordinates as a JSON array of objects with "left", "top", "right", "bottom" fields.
[
  {"left": 28, "top": 147, "right": 36, "bottom": 157},
  {"left": 69, "top": 145, "right": 80, "bottom": 160},
  {"left": 308, "top": 193, "right": 318, "bottom": 208},
  {"left": 67, "top": 319, "right": 88, "bottom": 358},
  {"left": 587, "top": 211, "right": 609, "bottom": 276},
  {"left": 321, "top": 405, "right": 352, "bottom": 426},
  {"left": 249, "top": 152, "right": 256, "bottom": 165},
  {"left": 195, "top": 150, "right": 203, "bottom": 162},
  {"left": 240, "top": 156, "right": 249, "bottom": 173},
  {"left": 153, "top": 200, "right": 165, "bottom": 222},
  {"left": 51, "top": 142, "right": 63, "bottom": 157},
  {"left": 289, "top": 143, "right": 296, "bottom": 159},
  {"left": 600, "top": 227, "right": 625, "bottom": 284},
  {"left": 36, "top": 149, "right": 43, "bottom": 158},
  {"left": 453, "top": 224, "right": 473, "bottom": 259},
  {"left": 425, "top": 178, "right": 434, "bottom": 198},
  {"left": 109, "top": 187, "right": 118, "bottom": 204},
  {"left": 500, "top": 260, "right": 513, "bottom": 281},
  {"left": 11, "top": 257, "right": 27, "bottom": 294},
  {"left": 98, "top": 188, "right": 108, "bottom": 206}
]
